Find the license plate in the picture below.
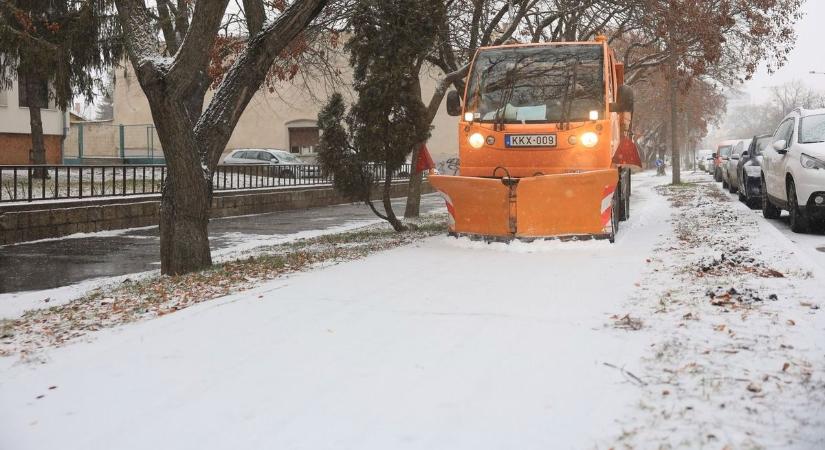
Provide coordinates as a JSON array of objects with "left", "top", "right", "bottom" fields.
[{"left": 505, "top": 134, "right": 557, "bottom": 148}]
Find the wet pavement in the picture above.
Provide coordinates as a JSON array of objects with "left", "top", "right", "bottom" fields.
[{"left": 0, "top": 195, "right": 445, "bottom": 293}]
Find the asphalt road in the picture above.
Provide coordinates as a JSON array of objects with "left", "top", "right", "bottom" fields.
[{"left": 0, "top": 195, "right": 445, "bottom": 293}]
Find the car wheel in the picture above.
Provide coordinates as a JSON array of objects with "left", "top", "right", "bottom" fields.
[
  {"left": 722, "top": 178, "right": 729, "bottom": 190},
  {"left": 762, "top": 177, "right": 781, "bottom": 219},
  {"left": 738, "top": 190, "right": 747, "bottom": 202},
  {"left": 728, "top": 179, "right": 737, "bottom": 193},
  {"left": 281, "top": 169, "right": 294, "bottom": 179},
  {"left": 787, "top": 179, "right": 809, "bottom": 233}
]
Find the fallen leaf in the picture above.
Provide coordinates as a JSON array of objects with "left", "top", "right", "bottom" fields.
[
  {"left": 786, "top": 319, "right": 796, "bottom": 326},
  {"left": 746, "top": 382, "right": 762, "bottom": 393},
  {"left": 48, "top": 386, "right": 57, "bottom": 390},
  {"left": 782, "top": 362, "right": 790, "bottom": 372}
]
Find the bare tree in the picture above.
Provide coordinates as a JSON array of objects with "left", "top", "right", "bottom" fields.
[{"left": 113, "top": 0, "right": 328, "bottom": 275}]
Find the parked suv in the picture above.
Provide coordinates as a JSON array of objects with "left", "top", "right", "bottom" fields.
[
  {"left": 735, "top": 134, "right": 772, "bottom": 207},
  {"left": 723, "top": 139, "right": 750, "bottom": 191},
  {"left": 761, "top": 108, "right": 825, "bottom": 232}
]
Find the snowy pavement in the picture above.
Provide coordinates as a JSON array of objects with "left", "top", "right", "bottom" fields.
[{"left": 1, "top": 172, "right": 824, "bottom": 449}]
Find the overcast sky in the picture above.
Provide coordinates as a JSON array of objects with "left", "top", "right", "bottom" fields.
[{"left": 743, "top": 0, "right": 825, "bottom": 102}]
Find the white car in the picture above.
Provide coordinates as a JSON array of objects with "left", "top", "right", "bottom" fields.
[
  {"left": 761, "top": 108, "right": 825, "bottom": 233},
  {"left": 722, "top": 139, "right": 751, "bottom": 192},
  {"left": 696, "top": 149, "right": 713, "bottom": 171},
  {"left": 222, "top": 148, "right": 321, "bottom": 178}
]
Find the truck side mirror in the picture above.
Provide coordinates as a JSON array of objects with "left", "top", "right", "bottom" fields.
[
  {"left": 610, "top": 85, "right": 634, "bottom": 113},
  {"left": 446, "top": 90, "right": 462, "bottom": 116}
]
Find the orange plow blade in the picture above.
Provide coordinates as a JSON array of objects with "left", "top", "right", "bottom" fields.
[{"left": 428, "top": 169, "right": 618, "bottom": 240}]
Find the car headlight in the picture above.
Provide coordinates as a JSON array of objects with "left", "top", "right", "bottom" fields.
[
  {"left": 800, "top": 153, "right": 825, "bottom": 170},
  {"left": 468, "top": 132, "right": 485, "bottom": 149},
  {"left": 744, "top": 164, "right": 761, "bottom": 177},
  {"left": 580, "top": 132, "right": 599, "bottom": 148}
]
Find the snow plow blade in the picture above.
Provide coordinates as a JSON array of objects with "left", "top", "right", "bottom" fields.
[{"left": 429, "top": 169, "right": 618, "bottom": 240}]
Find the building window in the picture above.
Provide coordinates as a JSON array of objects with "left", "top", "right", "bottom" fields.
[
  {"left": 17, "top": 72, "right": 49, "bottom": 109},
  {"left": 288, "top": 127, "right": 320, "bottom": 155}
]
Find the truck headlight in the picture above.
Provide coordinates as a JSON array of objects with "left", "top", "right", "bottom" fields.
[
  {"left": 800, "top": 153, "right": 825, "bottom": 170},
  {"left": 468, "top": 132, "right": 485, "bottom": 149},
  {"left": 744, "top": 164, "right": 762, "bottom": 177},
  {"left": 581, "top": 132, "right": 599, "bottom": 148}
]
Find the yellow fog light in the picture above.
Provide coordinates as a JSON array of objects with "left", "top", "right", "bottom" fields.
[
  {"left": 581, "top": 132, "right": 599, "bottom": 148},
  {"left": 469, "top": 132, "right": 485, "bottom": 149},
  {"left": 463, "top": 112, "right": 475, "bottom": 122},
  {"left": 568, "top": 135, "right": 578, "bottom": 145}
]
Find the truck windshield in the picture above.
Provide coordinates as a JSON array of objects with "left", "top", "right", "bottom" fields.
[
  {"left": 799, "top": 114, "right": 825, "bottom": 143},
  {"left": 465, "top": 45, "right": 604, "bottom": 124}
]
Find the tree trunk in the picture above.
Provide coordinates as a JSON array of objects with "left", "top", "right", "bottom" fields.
[
  {"left": 404, "top": 146, "right": 423, "bottom": 218},
  {"left": 148, "top": 97, "right": 214, "bottom": 275},
  {"left": 24, "top": 75, "right": 48, "bottom": 178},
  {"left": 159, "top": 175, "right": 212, "bottom": 275},
  {"left": 669, "top": 68, "right": 680, "bottom": 185},
  {"left": 404, "top": 74, "right": 426, "bottom": 218},
  {"left": 383, "top": 170, "right": 407, "bottom": 232}
]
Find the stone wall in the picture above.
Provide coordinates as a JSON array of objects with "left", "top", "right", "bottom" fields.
[{"left": 0, "top": 182, "right": 434, "bottom": 245}]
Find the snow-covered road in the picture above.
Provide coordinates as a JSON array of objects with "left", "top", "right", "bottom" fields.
[{"left": 1, "top": 172, "right": 823, "bottom": 449}]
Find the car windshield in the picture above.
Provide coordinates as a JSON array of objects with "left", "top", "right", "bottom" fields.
[
  {"left": 718, "top": 145, "right": 732, "bottom": 156},
  {"left": 465, "top": 44, "right": 604, "bottom": 124},
  {"left": 273, "top": 152, "right": 303, "bottom": 164},
  {"left": 799, "top": 114, "right": 825, "bottom": 144}
]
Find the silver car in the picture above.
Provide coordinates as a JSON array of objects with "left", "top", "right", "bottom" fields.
[{"left": 222, "top": 148, "right": 320, "bottom": 178}]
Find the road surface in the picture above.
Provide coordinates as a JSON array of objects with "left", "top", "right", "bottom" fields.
[{"left": 0, "top": 195, "right": 445, "bottom": 293}]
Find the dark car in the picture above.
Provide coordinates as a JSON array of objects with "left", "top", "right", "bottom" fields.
[{"left": 735, "top": 134, "right": 773, "bottom": 207}]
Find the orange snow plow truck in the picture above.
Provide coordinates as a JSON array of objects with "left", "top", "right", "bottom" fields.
[{"left": 430, "top": 36, "right": 641, "bottom": 242}]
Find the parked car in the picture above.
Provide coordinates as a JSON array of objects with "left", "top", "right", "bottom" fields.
[
  {"left": 222, "top": 148, "right": 320, "bottom": 178},
  {"left": 734, "top": 134, "right": 773, "bottom": 207},
  {"left": 713, "top": 140, "right": 737, "bottom": 182},
  {"left": 696, "top": 149, "right": 713, "bottom": 171},
  {"left": 761, "top": 108, "right": 825, "bottom": 233},
  {"left": 723, "top": 139, "right": 752, "bottom": 192}
]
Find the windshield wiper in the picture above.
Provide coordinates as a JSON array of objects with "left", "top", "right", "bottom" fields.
[
  {"left": 494, "top": 72, "right": 517, "bottom": 131},
  {"left": 559, "top": 56, "right": 580, "bottom": 131}
]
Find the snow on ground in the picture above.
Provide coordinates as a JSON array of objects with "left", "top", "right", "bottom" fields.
[
  {"left": 0, "top": 171, "right": 823, "bottom": 449},
  {"left": 612, "top": 172, "right": 825, "bottom": 448}
]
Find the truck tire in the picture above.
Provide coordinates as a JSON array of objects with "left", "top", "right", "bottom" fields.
[
  {"left": 620, "top": 169, "right": 630, "bottom": 221},
  {"left": 762, "top": 177, "right": 781, "bottom": 219}
]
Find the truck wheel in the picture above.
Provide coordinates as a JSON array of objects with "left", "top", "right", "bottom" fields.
[
  {"left": 787, "top": 180, "right": 809, "bottom": 233},
  {"left": 621, "top": 171, "right": 630, "bottom": 221},
  {"left": 609, "top": 193, "right": 619, "bottom": 243},
  {"left": 762, "top": 178, "right": 781, "bottom": 219}
]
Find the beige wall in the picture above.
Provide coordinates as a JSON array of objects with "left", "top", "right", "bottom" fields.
[
  {"left": 113, "top": 59, "right": 459, "bottom": 164},
  {"left": 65, "top": 120, "right": 118, "bottom": 158}
]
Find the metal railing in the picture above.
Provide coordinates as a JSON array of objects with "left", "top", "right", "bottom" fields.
[{"left": 0, "top": 163, "right": 413, "bottom": 203}]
